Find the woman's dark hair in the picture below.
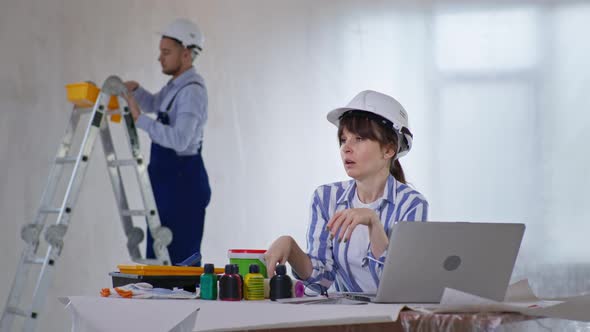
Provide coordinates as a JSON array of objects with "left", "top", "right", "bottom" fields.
[{"left": 337, "top": 111, "right": 406, "bottom": 183}]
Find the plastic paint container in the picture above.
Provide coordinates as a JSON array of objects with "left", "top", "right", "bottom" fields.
[
  {"left": 199, "top": 263, "right": 217, "bottom": 300},
  {"left": 228, "top": 249, "right": 267, "bottom": 278},
  {"left": 244, "top": 264, "right": 265, "bottom": 300},
  {"left": 269, "top": 264, "right": 292, "bottom": 301},
  {"left": 219, "top": 264, "right": 241, "bottom": 301}
]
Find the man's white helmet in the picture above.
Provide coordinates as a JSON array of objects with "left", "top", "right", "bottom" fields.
[
  {"left": 161, "top": 18, "right": 204, "bottom": 53},
  {"left": 327, "top": 90, "right": 413, "bottom": 158}
]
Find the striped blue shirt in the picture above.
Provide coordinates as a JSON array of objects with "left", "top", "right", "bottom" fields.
[
  {"left": 300, "top": 175, "right": 428, "bottom": 292},
  {"left": 134, "top": 67, "right": 207, "bottom": 156}
]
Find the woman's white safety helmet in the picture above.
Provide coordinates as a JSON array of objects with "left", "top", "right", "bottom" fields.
[
  {"left": 327, "top": 90, "right": 413, "bottom": 159},
  {"left": 161, "top": 18, "right": 204, "bottom": 54}
]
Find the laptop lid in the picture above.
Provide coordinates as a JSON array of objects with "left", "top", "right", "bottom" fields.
[{"left": 374, "top": 221, "right": 525, "bottom": 303}]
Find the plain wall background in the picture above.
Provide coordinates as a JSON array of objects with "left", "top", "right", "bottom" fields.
[{"left": 1, "top": 0, "right": 589, "bottom": 330}]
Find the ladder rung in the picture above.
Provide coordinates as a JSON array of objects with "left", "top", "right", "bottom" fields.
[
  {"left": 40, "top": 208, "right": 61, "bottom": 214},
  {"left": 55, "top": 156, "right": 78, "bottom": 164},
  {"left": 6, "top": 306, "right": 28, "bottom": 317},
  {"left": 107, "top": 159, "right": 137, "bottom": 167},
  {"left": 25, "top": 257, "right": 46, "bottom": 265},
  {"left": 121, "top": 209, "right": 150, "bottom": 217}
]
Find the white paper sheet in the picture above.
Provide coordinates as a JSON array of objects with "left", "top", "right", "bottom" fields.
[
  {"left": 191, "top": 300, "right": 404, "bottom": 331},
  {"left": 504, "top": 279, "right": 540, "bottom": 302},
  {"left": 61, "top": 297, "right": 199, "bottom": 332},
  {"left": 409, "top": 279, "right": 590, "bottom": 322},
  {"left": 60, "top": 296, "right": 403, "bottom": 332}
]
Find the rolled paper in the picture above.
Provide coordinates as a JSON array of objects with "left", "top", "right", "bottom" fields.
[
  {"left": 263, "top": 278, "right": 270, "bottom": 299},
  {"left": 293, "top": 280, "right": 305, "bottom": 298}
]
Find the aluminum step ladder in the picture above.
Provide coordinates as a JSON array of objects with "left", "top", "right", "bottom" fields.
[{"left": 0, "top": 76, "right": 172, "bottom": 332}]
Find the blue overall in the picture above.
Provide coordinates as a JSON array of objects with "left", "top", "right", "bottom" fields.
[{"left": 145, "top": 82, "right": 211, "bottom": 265}]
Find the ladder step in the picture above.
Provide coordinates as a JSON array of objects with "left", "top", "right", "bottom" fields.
[
  {"left": 107, "top": 159, "right": 137, "bottom": 167},
  {"left": 55, "top": 156, "right": 78, "bottom": 164},
  {"left": 6, "top": 306, "right": 28, "bottom": 317},
  {"left": 39, "top": 208, "right": 61, "bottom": 214},
  {"left": 121, "top": 209, "right": 151, "bottom": 217},
  {"left": 25, "top": 257, "right": 46, "bottom": 265}
]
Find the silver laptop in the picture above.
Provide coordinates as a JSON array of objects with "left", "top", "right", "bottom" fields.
[{"left": 344, "top": 221, "right": 525, "bottom": 303}]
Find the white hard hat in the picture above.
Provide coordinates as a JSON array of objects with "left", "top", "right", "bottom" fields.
[
  {"left": 327, "top": 90, "right": 413, "bottom": 158},
  {"left": 161, "top": 18, "right": 204, "bottom": 52}
]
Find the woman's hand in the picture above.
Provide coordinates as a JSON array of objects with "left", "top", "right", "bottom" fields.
[
  {"left": 326, "top": 208, "right": 379, "bottom": 242},
  {"left": 264, "top": 236, "right": 293, "bottom": 276}
]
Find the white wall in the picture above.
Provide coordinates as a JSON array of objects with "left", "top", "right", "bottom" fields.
[{"left": 0, "top": 0, "right": 589, "bottom": 331}]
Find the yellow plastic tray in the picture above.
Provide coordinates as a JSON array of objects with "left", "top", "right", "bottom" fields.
[
  {"left": 118, "top": 264, "right": 224, "bottom": 276},
  {"left": 65, "top": 82, "right": 120, "bottom": 110}
]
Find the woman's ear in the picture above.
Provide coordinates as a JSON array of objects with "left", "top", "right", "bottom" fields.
[{"left": 383, "top": 144, "right": 397, "bottom": 160}]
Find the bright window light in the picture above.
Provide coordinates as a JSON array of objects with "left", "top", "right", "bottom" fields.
[{"left": 434, "top": 8, "right": 538, "bottom": 72}]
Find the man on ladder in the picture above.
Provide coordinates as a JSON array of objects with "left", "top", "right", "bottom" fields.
[{"left": 124, "top": 18, "right": 211, "bottom": 265}]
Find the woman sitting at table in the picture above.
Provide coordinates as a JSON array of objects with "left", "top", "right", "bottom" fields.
[{"left": 265, "top": 90, "right": 428, "bottom": 293}]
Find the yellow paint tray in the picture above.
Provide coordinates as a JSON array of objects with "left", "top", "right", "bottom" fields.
[
  {"left": 117, "top": 264, "right": 224, "bottom": 276},
  {"left": 65, "top": 82, "right": 120, "bottom": 110}
]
